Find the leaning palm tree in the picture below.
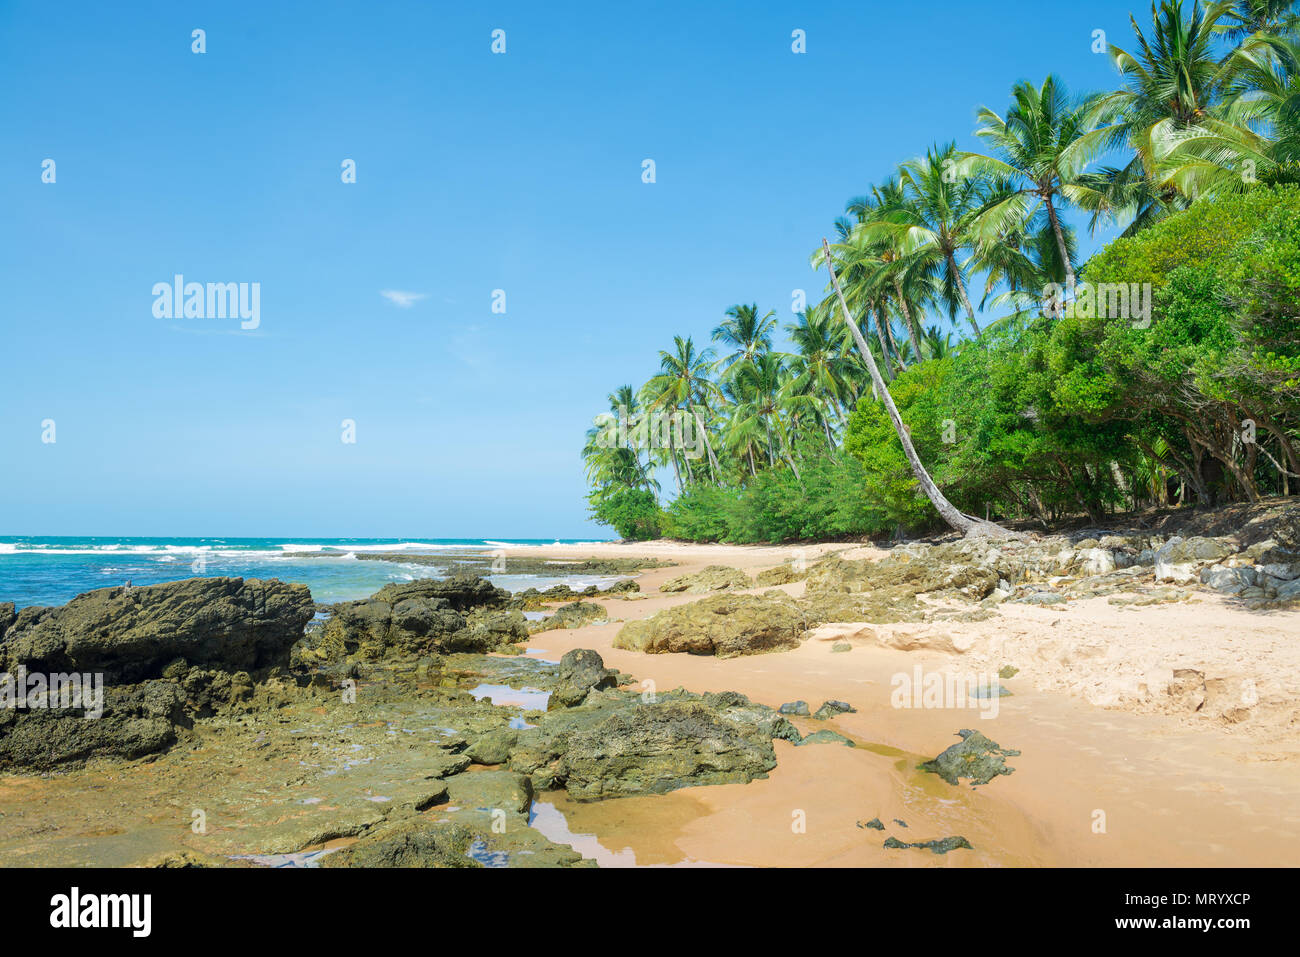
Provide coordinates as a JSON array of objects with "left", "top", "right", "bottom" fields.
[
  {"left": 821, "top": 239, "right": 1013, "bottom": 537},
  {"left": 818, "top": 225, "right": 903, "bottom": 377},
  {"left": 959, "top": 75, "right": 1111, "bottom": 288},
  {"left": 844, "top": 181, "right": 932, "bottom": 357}
]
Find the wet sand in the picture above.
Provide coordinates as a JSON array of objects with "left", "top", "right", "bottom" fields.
[{"left": 508, "top": 542, "right": 1300, "bottom": 867}]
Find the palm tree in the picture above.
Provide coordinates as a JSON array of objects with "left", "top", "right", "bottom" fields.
[
  {"left": 1102, "top": 1, "right": 1235, "bottom": 135},
  {"left": 960, "top": 75, "right": 1111, "bottom": 288},
  {"left": 821, "top": 239, "right": 1011, "bottom": 537},
  {"left": 712, "top": 304, "right": 778, "bottom": 381},
  {"left": 1087, "top": 1, "right": 1237, "bottom": 225},
  {"left": 582, "top": 385, "right": 657, "bottom": 495},
  {"left": 719, "top": 377, "right": 767, "bottom": 477},
  {"left": 922, "top": 326, "right": 956, "bottom": 361},
  {"left": 890, "top": 337, "right": 918, "bottom": 368},
  {"left": 817, "top": 227, "right": 901, "bottom": 379},
  {"left": 967, "top": 193, "right": 1062, "bottom": 313},
  {"left": 818, "top": 180, "right": 941, "bottom": 380},
  {"left": 846, "top": 179, "right": 937, "bottom": 356},
  {"left": 786, "top": 305, "right": 853, "bottom": 447},
  {"left": 863, "top": 144, "right": 987, "bottom": 337},
  {"left": 731, "top": 352, "right": 796, "bottom": 470},
  {"left": 1216, "top": 0, "right": 1299, "bottom": 42},
  {"left": 1163, "top": 32, "right": 1300, "bottom": 191},
  {"left": 642, "top": 336, "right": 722, "bottom": 488}
]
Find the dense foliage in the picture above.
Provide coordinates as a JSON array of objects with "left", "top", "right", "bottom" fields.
[
  {"left": 587, "top": 487, "right": 662, "bottom": 541},
  {"left": 583, "top": 2, "right": 1300, "bottom": 542}
]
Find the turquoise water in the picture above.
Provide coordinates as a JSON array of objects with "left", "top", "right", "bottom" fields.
[{"left": 0, "top": 536, "right": 613, "bottom": 608}]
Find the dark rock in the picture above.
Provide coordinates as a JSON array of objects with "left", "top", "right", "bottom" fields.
[
  {"left": 312, "top": 577, "right": 518, "bottom": 661},
  {"left": 465, "top": 728, "right": 519, "bottom": 765},
  {"left": 0, "top": 680, "right": 185, "bottom": 771},
  {"left": 0, "top": 577, "right": 319, "bottom": 771},
  {"left": 1274, "top": 506, "right": 1300, "bottom": 550},
  {"left": 883, "top": 835, "right": 973, "bottom": 854},
  {"left": 509, "top": 688, "right": 795, "bottom": 800},
  {"left": 812, "top": 700, "right": 856, "bottom": 720},
  {"left": 858, "top": 817, "right": 885, "bottom": 830},
  {"left": 659, "top": 565, "right": 753, "bottom": 594},
  {"left": 779, "top": 700, "right": 810, "bottom": 716},
  {"left": 372, "top": 576, "right": 510, "bottom": 612},
  {"left": 444, "top": 770, "right": 533, "bottom": 816},
  {"left": 0, "top": 577, "right": 313, "bottom": 684},
  {"left": 614, "top": 593, "right": 806, "bottom": 658},
  {"left": 549, "top": 648, "right": 619, "bottom": 709},
  {"left": 797, "top": 729, "right": 854, "bottom": 747},
  {"left": 919, "top": 729, "right": 1020, "bottom": 786},
  {"left": 321, "top": 820, "right": 481, "bottom": 868},
  {"left": 755, "top": 564, "right": 808, "bottom": 587},
  {"left": 459, "top": 608, "right": 528, "bottom": 650},
  {"left": 806, "top": 550, "right": 1001, "bottom": 605},
  {"left": 532, "top": 601, "right": 606, "bottom": 634}
]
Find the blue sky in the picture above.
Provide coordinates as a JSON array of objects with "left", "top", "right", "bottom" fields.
[{"left": 1, "top": 0, "right": 1143, "bottom": 537}]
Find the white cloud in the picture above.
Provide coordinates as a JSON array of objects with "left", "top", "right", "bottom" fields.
[{"left": 380, "top": 289, "right": 427, "bottom": 308}]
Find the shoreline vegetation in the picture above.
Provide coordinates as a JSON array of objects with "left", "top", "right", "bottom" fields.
[{"left": 582, "top": 1, "right": 1300, "bottom": 545}]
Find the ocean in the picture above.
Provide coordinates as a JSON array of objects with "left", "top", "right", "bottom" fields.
[{"left": 0, "top": 537, "right": 614, "bottom": 608}]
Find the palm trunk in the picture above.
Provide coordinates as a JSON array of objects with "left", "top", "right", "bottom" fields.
[
  {"left": 786, "top": 449, "right": 803, "bottom": 483},
  {"left": 873, "top": 308, "right": 894, "bottom": 383},
  {"left": 1043, "top": 192, "right": 1075, "bottom": 289},
  {"left": 690, "top": 406, "right": 720, "bottom": 483},
  {"left": 823, "top": 240, "right": 1011, "bottom": 538},
  {"left": 878, "top": 308, "right": 904, "bottom": 374},
  {"left": 893, "top": 282, "right": 924, "bottom": 359},
  {"left": 948, "top": 254, "right": 982, "bottom": 337}
]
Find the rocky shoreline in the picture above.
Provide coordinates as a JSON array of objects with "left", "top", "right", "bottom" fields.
[
  {"left": 2, "top": 501, "right": 1296, "bottom": 867},
  {"left": 0, "top": 571, "right": 838, "bottom": 866}
]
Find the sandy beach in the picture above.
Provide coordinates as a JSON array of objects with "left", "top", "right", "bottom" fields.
[
  {"left": 502, "top": 539, "right": 1300, "bottom": 867},
  {"left": 2, "top": 531, "right": 1298, "bottom": 870}
]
